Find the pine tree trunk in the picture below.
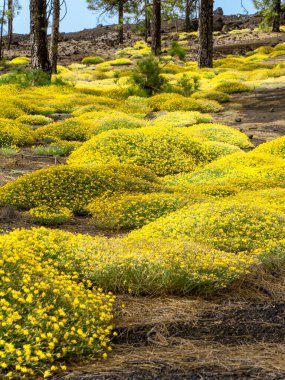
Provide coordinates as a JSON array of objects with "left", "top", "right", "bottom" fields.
[
  {"left": 0, "top": 0, "right": 6, "bottom": 59},
  {"left": 272, "top": 0, "right": 281, "bottom": 32},
  {"left": 144, "top": 0, "right": 150, "bottom": 42},
  {"left": 118, "top": 0, "right": 124, "bottom": 44},
  {"left": 30, "top": 0, "right": 51, "bottom": 75},
  {"left": 50, "top": 0, "right": 60, "bottom": 74},
  {"left": 198, "top": 0, "right": 213, "bottom": 68},
  {"left": 185, "top": 0, "right": 191, "bottom": 32},
  {"left": 151, "top": 0, "right": 161, "bottom": 55},
  {"left": 7, "top": 0, "right": 13, "bottom": 49}
]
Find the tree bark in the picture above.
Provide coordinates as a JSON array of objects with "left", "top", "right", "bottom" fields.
[
  {"left": 144, "top": 0, "right": 151, "bottom": 42},
  {"left": 272, "top": 0, "right": 281, "bottom": 32},
  {"left": 30, "top": 0, "right": 51, "bottom": 75},
  {"left": 151, "top": 0, "right": 161, "bottom": 55},
  {"left": 0, "top": 0, "right": 6, "bottom": 59},
  {"left": 118, "top": 0, "right": 124, "bottom": 44},
  {"left": 50, "top": 0, "right": 60, "bottom": 73},
  {"left": 7, "top": 0, "right": 13, "bottom": 49},
  {"left": 185, "top": 0, "right": 191, "bottom": 32},
  {"left": 198, "top": 0, "right": 213, "bottom": 68}
]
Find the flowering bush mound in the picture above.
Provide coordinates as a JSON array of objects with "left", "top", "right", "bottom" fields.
[
  {"left": 214, "top": 81, "right": 252, "bottom": 94},
  {"left": 0, "top": 164, "right": 161, "bottom": 213},
  {"left": 0, "top": 118, "right": 35, "bottom": 147},
  {"left": 173, "top": 152, "right": 285, "bottom": 190},
  {"left": 147, "top": 93, "right": 222, "bottom": 113},
  {"left": 254, "top": 136, "right": 285, "bottom": 159},
  {"left": 17, "top": 115, "right": 53, "bottom": 126},
  {"left": 68, "top": 127, "right": 213, "bottom": 175},
  {"left": 151, "top": 111, "right": 212, "bottom": 127},
  {"left": 27, "top": 206, "right": 73, "bottom": 225},
  {"left": 184, "top": 123, "right": 253, "bottom": 148},
  {"left": 87, "top": 192, "right": 190, "bottom": 230},
  {"left": 81, "top": 56, "right": 105, "bottom": 65},
  {"left": 0, "top": 228, "right": 115, "bottom": 379},
  {"left": 130, "top": 200, "right": 285, "bottom": 253},
  {"left": 35, "top": 119, "right": 95, "bottom": 142}
]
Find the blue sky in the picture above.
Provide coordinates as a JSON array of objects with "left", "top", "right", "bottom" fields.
[{"left": 14, "top": 0, "right": 256, "bottom": 34}]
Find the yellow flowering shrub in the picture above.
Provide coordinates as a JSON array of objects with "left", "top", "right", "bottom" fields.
[
  {"left": 87, "top": 237, "right": 255, "bottom": 295},
  {"left": 81, "top": 56, "right": 105, "bottom": 65},
  {"left": 0, "top": 118, "right": 35, "bottom": 147},
  {"left": 130, "top": 200, "right": 285, "bottom": 253},
  {"left": 86, "top": 192, "right": 189, "bottom": 230},
  {"left": 35, "top": 119, "right": 94, "bottom": 141},
  {"left": 151, "top": 111, "right": 212, "bottom": 127},
  {"left": 17, "top": 115, "right": 54, "bottom": 126},
  {"left": 254, "top": 239, "right": 285, "bottom": 270},
  {"left": 0, "top": 228, "right": 115, "bottom": 378},
  {"left": 27, "top": 206, "right": 73, "bottom": 225},
  {"left": 204, "top": 141, "right": 242, "bottom": 160},
  {"left": 0, "top": 164, "right": 160, "bottom": 213},
  {"left": 191, "top": 91, "right": 231, "bottom": 103},
  {"left": 254, "top": 136, "right": 285, "bottom": 159},
  {"left": 97, "top": 58, "right": 132, "bottom": 68},
  {"left": 214, "top": 81, "right": 252, "bottom": 94},
  {"left": 185, "top": 123, "right": 253, "bottom": 148},
  {"left": 0, "top": 103, "right": 25, "bottom": 119},
  {"left": 232, "top": 188, "right": 285, "bottom": 213},
  {"left": 8, "top": 56, "right": 30, "bottom": 65},
  {"left": 68, "top": 127, "right": 211, "bottom": 175},
  {"left": 180, "top": 152, "right": 285, "bottom": 190},
  {"left": 147, "top": 93, "right": 188, "bottom": 111},
  {"left": 158, "top": 97, "right": 222, "bottom": 113},
  {"left": 88, "top": 115, "right": 148, "bottom": 136}
]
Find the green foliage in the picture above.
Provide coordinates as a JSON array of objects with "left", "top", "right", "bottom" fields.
[
  {"left": 130, "top": 55, "right": 166, "bottom": 96},
  {"left": 34, "top": 141, "right": 82, "bottom": 156},
  {"left": 0, "top": 67, "right": 51, "bottom": 87},
  {"left": 168, "top": 41, "right": 187, "bottom": 61}
]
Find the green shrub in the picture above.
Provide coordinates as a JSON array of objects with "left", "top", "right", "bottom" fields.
[
  {"left": 34, "top": 140, "right": 82, "bottom": 156},
  {"left": 130, "top": 55, "right": 166, "bottom": 96}
]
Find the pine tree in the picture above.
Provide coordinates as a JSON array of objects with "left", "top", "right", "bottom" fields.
[
  {"left": 151, "top": 0, "right": 161, "bottom": 55},
  {"left": 198, "top": 0, "right": 213, "bottom": 68},
  {"left": 30, "top": 0, "right": 51, "bottom": 75}
]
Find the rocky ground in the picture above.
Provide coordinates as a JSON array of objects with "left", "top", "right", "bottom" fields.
[{"left": 4, "top": 14, "right": 285, "bottom": 64}]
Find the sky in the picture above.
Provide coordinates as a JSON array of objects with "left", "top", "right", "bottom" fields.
[{"left": 13, "top": 0, "right": 256, "bottom": 35}]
